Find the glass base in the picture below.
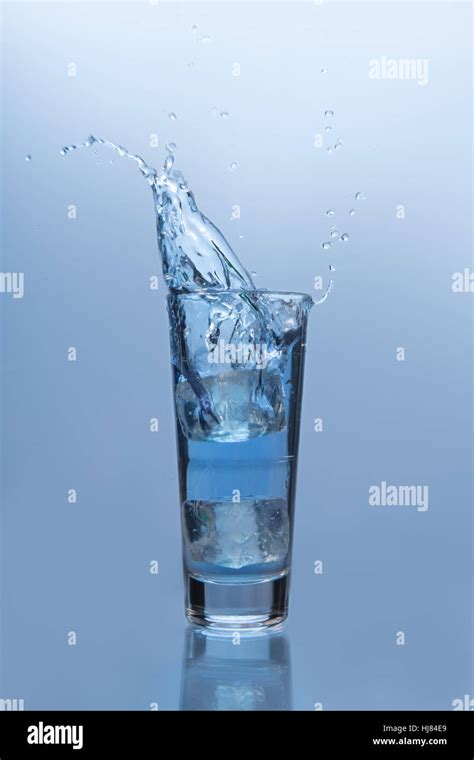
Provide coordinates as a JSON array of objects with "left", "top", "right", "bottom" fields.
[{"left": 185, "top": 573, "right": 289, "bottom": 632}]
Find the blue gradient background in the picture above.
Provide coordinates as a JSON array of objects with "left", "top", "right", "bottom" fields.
[{"left": 0, "top": 0, "right": 472, "bottom": 710}]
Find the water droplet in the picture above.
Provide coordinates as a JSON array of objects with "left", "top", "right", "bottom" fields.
[
  {"left": 191, "top": 25, "right": 198, "bottom": 34},
  {"left": 238, "top": 234, "right": 245, "bottom": 239},
  {"left": 355, "top": 191, "right": 366, "bottom": 201},
  {"left": 324, "top": 125, "right": 332, "bottom": 132},
  {"left": 330, "top": 224, "right": 336, "bottom": 230},
  {"left": 25, "top": 154, "right": 31, "bottom": 162},
  {"left": 166, "top": 142, "right": 177, "bottom": 152},
  {"left": 349, "top": 209, "right": 356, "bottom": 216},
  {"left": 320, "top": 67, "right": 327, "bottom": 74},
  {"left": 326, "top": 209, "right": 335, "bottom": 216},
  {"left": 326, "top": 146, "right": 333, "bottom": 153},
  {"left": 163, "top": 155, "right": 175, "bottom": 175},
  {"left": 200, "top": 35, "right": 211, "bottom": 44},
  {"left": 329, "top": 264, "right": 336, "bottom": 271},
  {"left": 322, "top": 242, "right": 332, "bottom": 250},
  {"left": 187, "top": 61, "right": 194, "bottom": 70},
  {"left": 168, "top": 112, "right": 177, "bottom": 121},
  {"left": 335, "top": 139, "right": 343, "bottom": 150},
  {"left": 251, "top": 270, "right": 257, "bottom": 277},
  {"left": 60, "top": 147, "right": 69, "bottom": 156},
  {"left": 325, "top": 109, "right": 334, "bottom": 117},
  {"left": 340, "top": 233, "right": 349, "bottom": 242},
  {"left": 229, "top": 161, "right": 238, "bottom": 170},
  {"left": 221, "top": 111, "right": 229, "bottom": 119},
  {"left": 330, "top": 230, "right": 338, "bottom": 239},
  {"left": 211, "top": 107, "right": 217, "bottom": 116}
]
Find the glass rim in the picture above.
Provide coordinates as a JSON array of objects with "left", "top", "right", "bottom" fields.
[{"left": 166, "top": 288, "right": 314, "bottom": 301}]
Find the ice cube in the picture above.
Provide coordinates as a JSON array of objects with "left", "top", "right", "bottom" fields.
[
  {"left": 175, "top": 370, "right": 285, "bottom": 442},
  {"left": 183, "top": 498, "right": 290, "bottom": 570}
]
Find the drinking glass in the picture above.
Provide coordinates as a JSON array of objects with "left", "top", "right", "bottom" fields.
[{"left": 167, "top": 289, "right": 313, "bottom": 630}]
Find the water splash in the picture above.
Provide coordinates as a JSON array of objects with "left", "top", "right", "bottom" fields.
[
  {"left": 60, "top": 134, "right": 255, "bottom": 292},
  {"left": 60, "top": 135, "right": 330, "bottom": 424},
  {"left": 314, "top": 278, "right": 334, "bottom": 305}
]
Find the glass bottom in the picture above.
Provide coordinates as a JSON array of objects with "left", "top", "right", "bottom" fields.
[{"left": 185, "top": 573, "right": 289, "bottom": 632}]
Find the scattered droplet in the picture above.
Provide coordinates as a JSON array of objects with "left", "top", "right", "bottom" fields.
[
  {"left": 334, "top": 139, "right": 343, "bottom": 150},
  {"left": 330, "top": 231, "right": 338, "bottom": 239},
  {"left": 238, "top": 233, "right": 245, "bottom": 239},
  {"left": 322, "top": 242, "right": 332, "bottom": 250},
  {"left": 325, "top": 109, "right": 334, "bottom": 117},
  {"left": 60, "top": 147, "right": 68, "bottom": 156},
  {"left": 324, "top": 125, "right": 332, "bottom": 132},
  {"left": 326, "top": 209, "right": 335, "bottom": 216},
  {"left": 199, "top": 35, "right": 211, "bottom": 44},
  {"left": 229, "top": 161, "right": 238, "bottom": 170},
  {"left": 24, "top": 154, "right": 31, "bottom": 162},
  {"left": 168, "top": 112, "right": 177, "bottom": 121},
  {"left": 326, "top": 147, "right": 333, "bottom": 153},
  {"left": 320, "top": 67, "right": 327, "bottom": 74},
  {"left": 221, "top": 111, "right": 229, "bottom": 119},
  {"left": 163, "top": 155, "right": 175, "bottom": 175},
  {"left": 166, "top": 142, "right": 177, "bottom": 152},
  {"left": 349, "top": 209, "right": 356, "bottom": 216},
  {"left": 251, "top": 270, "right": 257, "bottom": 276},
  {"left": 191, "top": 25, "right": 198, "bottom": 34},
  {"left": 330, "top": 224, "right": 336, "bottom": 230},
  {"left": 340, "top": 233, "right": 349, "bottom": 242},
  {"left": 355, "top": 191, "right": 366, "bottom": 201},
  {"left": 329, "top": 264, "right": 336, "bottom": 271}
]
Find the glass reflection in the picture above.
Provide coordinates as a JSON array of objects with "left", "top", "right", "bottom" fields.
[{"left": 180, "top": 626, "right": 292, "bottom": 711}]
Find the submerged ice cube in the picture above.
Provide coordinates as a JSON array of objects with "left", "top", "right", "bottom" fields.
[
  {"left": 183, "top": 498, "right": 290, "bottom": 570},
  {"left": 175, "top": 369, "right": 285, "bottom": 442}
]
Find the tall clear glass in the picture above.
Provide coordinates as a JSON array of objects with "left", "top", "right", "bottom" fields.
[{"left": 167, "top": 289, "right": 313, "bottom": 631}]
